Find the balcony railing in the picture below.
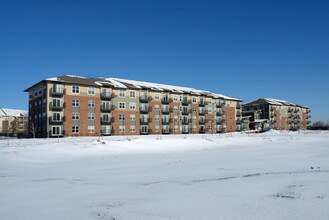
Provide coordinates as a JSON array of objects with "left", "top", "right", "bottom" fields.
[
  {"left": 216, "top": 110, "right": 223, "bottom": 116},
  {"left": 181, "top": 119, "right": 189, "bottom": 125},
  {"left": 49, "top": 102, "right": 63, "bottom": 111},
  {"left": 140, "top": 106, "right": 151, "bottom": 113},
  {"left": 181, "top": 110, "right": 189, "bottom": 115},
  {"left": 140, "top": 118, "right": 150, "bottom": 125},
  {"left": 162, "top": 128, "right": 171, "bottom": 134},
  {"left": 100, "top": 118, "right": 112, "bottom": 125},
  {"left": 236, "top": 111, "right": 241, "bottom": 117},
  {"left": 49, "top": 116, "right": 64, "bottom": 125},
  {"left": 182, "top": 98, "right": 190, "bottom": 105},
  {"left": 101, "top": 105, "right": 112, "bottom": 113},
  {"left": 140, "top": 95, "right": 152, "bottom": 103},
  {"left": 199, "top": 119, "right": 206, "bottom": 124},
  {"left": 49, "top": 88, "right": 64, "bottom": 97},
  {"left": 236, "top": 103, "right": 242, "bottom": 109},
  {"left": 140, "top": 129, "right": 150, "bottom": 135},
  {"left": 199, "top": 100, "right": 207, "bottom": 106},
  {"left": 199, "top": 110, "right": 207, "bottom": 116},
  {"left": 236, "top": 119, "right": 242, "bottom": 124},
  {"left": 162, "top": 107, "right": 170, "bottom": 114},
  {"left": 216, "top": 118, "right": 222, "bottom": 124},
  {"left": 199, "top": 128, "right": 206, "bottom": 133},
  {"left": 100, "top": 92, "right": 112, "bottom": 100},
  {"left": 49, "top": 130, "right": 65, "bottom": 137},
  {"left": 162, "top": 119, "right": 170, "bottom": 125},
  {"left": 161, "top": 97, "right": 171, "bottom": 104}
]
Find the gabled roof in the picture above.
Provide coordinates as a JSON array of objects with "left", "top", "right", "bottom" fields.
[
  {"left": 243, "top": 98, "right": 308, "bottom": 108},
  {"left": 0, "top": 108, "right": 28, "bottom": 117}
]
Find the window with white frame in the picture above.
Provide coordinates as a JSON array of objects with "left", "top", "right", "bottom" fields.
[
  {"left": 72, "top": 126, "right": 79, "bottom": 133},
  {"left": 154, "top": 93, "right": 160, "bottom": 100},
  {"left": 173, "top": 96, "right": 179, "bottom": 102},
  {"left": 130, "top": 114, "right": 135, "bottom": 121},
  {"left": 88, "top": 126, "right": 95, "bottom": 133},
  {"left": 155, "top": 105, "right": 160, "bottom": 111},
  {"left": 52, "top": 126, "right": 61, "bottom": 135},
  {"left": 129, "top": 102, "right": 136, "bottom": 110},
  {"left": 88, "top": 113, "right": 95, "bottom": 120},
  {"left": 155, "top": 115, "right": 160, "bottom": 121},
  {"left": 102, "top": 114, "right": 110, "bottom": 122},
  {"left": 72, "top": 99, "right": 79, "bottom": 107},
  {"left": 192, "top": 97, "right": 197, "bottom": 103},
  {"left": 88, "top": 87, "right": 95, "bottom": 95},
  {"left": 208, "top": 107, "right": 212, "bottom": 113},
  {"left": 72, "top": 85, "right": 80, "bottom": 94},
  {"left": 129, "top": 91, "right": 136, "bottom": 98},
  {"left": 52, "top": 98, "right": 61, "bottom": 107},
  {"left": 119, "top": 114, "right": 125, "bottom": 121},
  {"left": 88, "top": 100, "right": 95, "bottom": 108},
  {"left": 130, "top": 125, "right": 136, "bottom": 132},
  {"left": 52, "top": 112, "right": 61, "bottom": 121},
  {"left": 119, "top": 125, "right": 125, "bottom": 132},
  {"left": 119, "top": 102, "right": 126, "bottom": 109},
  {"left": 72, "top": 112, "right": 79, "bottom": 120},
  {"left": 119, "top": 90, "right": 126, "bottom": 97}
]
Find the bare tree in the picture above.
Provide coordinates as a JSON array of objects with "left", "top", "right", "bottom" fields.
[{"left": 29, "top": 121, "right": 37, "bottom": 138}]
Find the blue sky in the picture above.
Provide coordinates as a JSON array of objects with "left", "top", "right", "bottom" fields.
[{"left": 1, "top": 0, "right": 328, "bottom": 122}]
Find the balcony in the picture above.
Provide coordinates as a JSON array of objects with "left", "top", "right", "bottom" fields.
[
  {"left": 216, "top": 126, "right": 223, "bottom": 133},
  {"left": 294, "top": 108, "right": 299, "bottom": 113},
  {"left": 140, "top": 106, "right": 151, "bottom": 114},
  {"left": 199, "top": 127, "right": 206, "bottom": 133},
  {"left": 162, "top": 128, "right": 171, "bottom": 134},
  {"left": 236, "top": 111, "right": 241, "bottom": 117},
  {"left": 140, "top": 118, "right": 150, "bottom": 125},
  {"left": 307, "top": 115, "right": 311, "bottom": 118},
  {"left": 161, "top": 97, "right": 171, "bottom": 104},
  {"left": 307, "top": 120, "right": 311, "bottom": 124},
  {"left": 216, "top": 101, "right": 224, "bottom": 108},
  {"left": 49, "top": 130, "right": 65, "bottom": 137},
  {"left": 49, "top": 88, "right": 64, "bottom": 97},
  {"left": 270, "top": 113, "right": 274, "bottom": 118},
  {"left": 162, "top": 107, "right": 170, "bottom": 114},
  {"left": 236, "top": 119, "right": 242, "bottom": 124},
  {"left": 236, "top": 102, "right": 242, "bottom": 109},
  {"left": 49, "top": 116, "right": 64, "bottom": 125},
  {"left": 100, "top": 105, "right": 112, "bottom": 113},
  {"left": 49, "top": 102, "right": 63, "bottom": 111},
  {"left": 216, "top": 110, "right": 223, "bottom": 116},
  {"left": 140, "top": 95, "right": 151, "bottom": 103},
  {"left": 162, "top": 118, "right": 170, "bottom": 125},
  {"left": 288, "top": 108, "right": 293, "bottom": 112},
  {"left": 216, "top": 118, "right": 222, "bottom": 124},
  {"left": 100, "top": 118, "right": 112, "bottom": 125},
  {"left": 181, "top": 110, "right": 189, "bottom": 115},
  {"left": 199, "top": 119, "right": 206, "bottom": 124},
  {"left": 199, "top": 110, "right": 207, "bottom": 116},
  {"left": 181, "top": 98, "right": 190, "bottom": 106},
  {"left": 181, "top": 119, "right": 189, "bottom": 125},
  {"left": 307, "top": 109, "right": 311, "bottom": 113},
  {"left": 100, "top": 92, "right": 112, "bottom": 100},
  {"left": 199, "top": 100, "right": 207, "bottom": 107},
  {"left": 140, "top": 129, "right": 150, "bottom": 135}
]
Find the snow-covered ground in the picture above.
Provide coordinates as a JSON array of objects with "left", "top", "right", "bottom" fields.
[{"left": 0, "top": 131, "right": 329, "bottom": 220}]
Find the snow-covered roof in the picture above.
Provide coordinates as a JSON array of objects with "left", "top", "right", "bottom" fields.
[
  {"left": 0, "top": 108, "right": 28, "bottom": 117},
  {"left": 244, "top": 98, "right": 308, "bottom": 108}
]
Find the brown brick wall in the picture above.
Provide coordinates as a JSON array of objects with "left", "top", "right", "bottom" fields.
[{"left": 225, "top": 106, "right": 236, "bottom": 132}]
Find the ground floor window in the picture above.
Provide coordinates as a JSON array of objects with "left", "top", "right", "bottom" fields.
[
  {"left": 130, "top": 125, "right": 136, "bottom": 132},
  {"left": 52, "top": 126, "right": 61, "bottom": 135},
  {"left": 88, "top": 126, "right": 95, "bottom": 133},
  {"left": 141, "top": 125, "right": 148, "bottom": 133},
  {"left": 119, "top": 125, "right": 125, "bottom": 133}
]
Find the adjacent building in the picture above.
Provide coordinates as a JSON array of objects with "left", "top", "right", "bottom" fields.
[
  {"left": 24, "top": 75, "right": 243, "bottom": 138},
  {"left": 0, "top": 108, "right": 28, "bottom": 136},
  {"left": 242, "top": 98, "right": 311, "bottom": 131}
]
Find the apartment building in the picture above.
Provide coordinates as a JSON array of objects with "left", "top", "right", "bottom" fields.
[
  {"left": 242, "top": 98, "right": 311, "bottom": 130},
  {"left": 0, "top": 108, "right": 28, "bottom": 136},
  {"left": 24, "top": 75, "right": 243, "bottom": 138}
]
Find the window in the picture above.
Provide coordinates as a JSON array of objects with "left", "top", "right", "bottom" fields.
[
  {"left": 88, "top": 100, "right": 95, "bottom": 108},
  {"left": 193, "top": 107, "right": 196, "bottom": 112},
  {"left": 72, "top": 85, "right": 79, "bottom": 94},
  {"left": 102, "top": 114, "right": 110, "bottom": 122},
  {"left": 52, "top": 98, "right": 61, "bottom": 107},
  {"left": 141, "top": 125, "right": 148, "bottom": 133},
  {"left": 154, "top": 105, "right": 160, "bottom": 111},
  {"left": 88, "top": 126, "right": 95, "bottom": 133},
  {"left": 119, "top": 125, "right": 125, "bottom": 132},
  {"left": 72, "top": 100, "right": 79, "bottom": 107},
  {"left": 72, "top": 126, "right": 79, "bottom": 133},
  {"left": 88, "top": 113, "right": 95, "bottom": 120},
  {"left": 129, "top": 102, "right": 136, "bottom": 110},
  {"left": 101, "top": 125, "right": 111, "bottom": 134},
  {"left": 52, "top": 126, "right": 61, "bottom": 135},
  {"left": 119, "top": 102, "right": 126, "bottom": 109},
  {"left": 173, "top": 96, "right": 179, "bottom": 102},
  {"left": 101, "top": 101, "right": 110, "bottom": 110},
  {"left": 88, "top": 87, "right": 95, "bottom": 95},
  {"left": 72, "top": 112, "right": 79, "bottom": 120},
  {"left": 208, "top": 108, "right": 212, "bottom": 113},
  {"left": 130, "top": 114, "right": 136, "bottom": 121},
  {"left": 130, "top": 125, "right": 136, "bottom": 132},
  {"left": 119, "top": 90, "right": 126, "bottom": 97},
  {"left": 52, "top": 112, "right": 61, "bottom": 121},
  {"left": 154, "top": 93, "right": 160, "bottom": 100},
  {"left": 129, "top": 91, "right": 136, "bottom": 98},
  {"left": 119, "top": 114, "right": 125, "bottom": 121},
  {"left": 192, "top": 97, "right": 197, "bottom": 103},
  {"left": 155, "top": 115, "right": 160, "bottom": 121}
]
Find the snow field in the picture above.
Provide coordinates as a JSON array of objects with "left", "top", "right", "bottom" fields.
[{"left": 0, "top": 131, "right": 328, "bottom": 220}]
